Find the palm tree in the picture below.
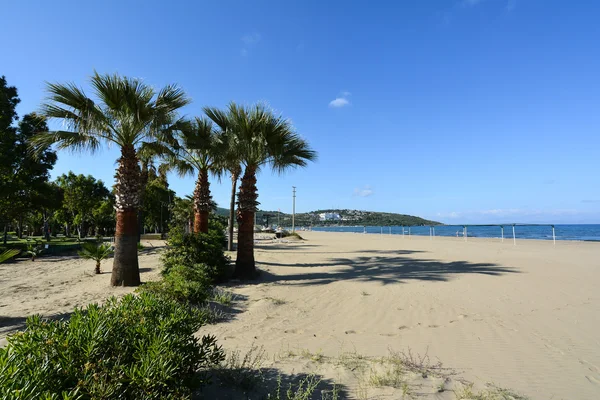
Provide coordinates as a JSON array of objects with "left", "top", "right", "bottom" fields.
[
  {"left": 146, "top": 117, "right": 223, "bottom": 234},
  {"left": 79, "top": 241, "right": 113, "bottom": 274},
  {"left": 205, "top": 103, "right": 317, "bottom": 279},
  {"left": 31, "top": 72, "right": 189, "bottom": 286},
  {"left": 202, "top": 107, "right": 241, "bottom": 251}
]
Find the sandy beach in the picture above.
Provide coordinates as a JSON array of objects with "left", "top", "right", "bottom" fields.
[
  {"left": 1, "top": 233, "right": 599, "bottom": 399},
  {"left": 204, "top": 232, "right": 600, "bottom": 399},
  {"left": 0, "top": 241, "right": 164, "bottom": 341}
]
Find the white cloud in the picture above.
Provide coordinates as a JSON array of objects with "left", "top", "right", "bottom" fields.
[
  {"left": 241, "top": 33, "right": 261, "bottom": 56},
  {"left": 354, "top": 185, "right": 373, "bottom": 197},
  {"left": 242, "top": 33, "right": 261, "bottom": 45},
  {"left": 329, "top": 98, "right": 350, "bottom": 108},
  {"left": 329, "top": 91, "right": 351, "bottom": 108}
]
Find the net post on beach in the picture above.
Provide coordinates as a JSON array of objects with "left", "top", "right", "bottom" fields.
[{"left": 352, "top": 224, "right": 561, "bottom": 245}]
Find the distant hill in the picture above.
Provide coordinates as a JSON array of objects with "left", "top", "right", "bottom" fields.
[{"left": 214, "top": 207, "right": 441, "bottom": 227}]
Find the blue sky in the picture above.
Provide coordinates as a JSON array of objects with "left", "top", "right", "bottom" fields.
[{"left": 2, "top": 0, "right": 599, "bottom": 224}]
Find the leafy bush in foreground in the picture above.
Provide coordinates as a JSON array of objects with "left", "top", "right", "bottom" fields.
[
  {"left": 0, "top": 293, "right": 224, "bottom": 399},
  {"left": 162, "top": 226, "right": 230, "bottom": 283}
]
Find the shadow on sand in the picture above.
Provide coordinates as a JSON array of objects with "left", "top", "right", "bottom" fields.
[
  {"left": 253, "top": 249, "right": 519, "bottom": 286},
  {"left": 0, "top": 312, "right": 73, "bottom": 339},
  {"left": 198, "top": 367, "right": 345, "bottom": 399}
]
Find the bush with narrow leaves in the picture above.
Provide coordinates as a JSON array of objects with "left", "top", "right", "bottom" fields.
[
  {"left": 0, "top": 293, "right": 224, "bottom": 399},
  {"left": 162, "top": 226, "right": 230, "bottom": 283},
  {"left": 138, "top": 264, "right": 212, "bottom": 304}
]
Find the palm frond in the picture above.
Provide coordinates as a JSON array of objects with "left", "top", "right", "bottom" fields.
[
  {"left": 156, "top": 84, "right": 191, "bottom": 114},
  {"left": 0, "top": 249, "right": 20, "bottom": 264},
  {"left": 30, "top": 130, "right": 102, "bottom": 157}
]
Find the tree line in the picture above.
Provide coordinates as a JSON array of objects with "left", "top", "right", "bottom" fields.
[{"left": 1, "top": 72, "right": 316, "bottom": 286}]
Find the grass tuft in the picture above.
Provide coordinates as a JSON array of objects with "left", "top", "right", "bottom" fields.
[
  {"left": 211, "top": 288, "right": 235, "bottom": 306},
  {"left": 216, "top": 345, "right": 266, "bottom": 391}
]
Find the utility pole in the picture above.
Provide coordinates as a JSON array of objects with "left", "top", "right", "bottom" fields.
[{"left": 292, "top": 186, "right": 296, "bottom": 232}]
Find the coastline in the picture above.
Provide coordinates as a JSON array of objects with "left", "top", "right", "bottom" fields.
[{"left": 307, "top": 228, "right": 600, "bottom": 245}]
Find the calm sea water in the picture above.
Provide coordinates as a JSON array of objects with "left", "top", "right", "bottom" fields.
[{"left": 310, "top": 224, "right": 600, "bottom": 241}]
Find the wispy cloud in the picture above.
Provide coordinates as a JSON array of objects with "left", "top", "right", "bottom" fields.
[
  {"left": 461, "top": 0, "right": 485, "bottom": 6},
  {"left": 460, "top": 0, "right": 516, "bottom": 11},
  {"left": 582, "top": 199, "right": 600, "bottom": 204},
  {"left": 329, "top": 91, "right": 351, "bottom": 108},
  {"left": 241, "top": 32, "right": 261, "bottom": 56},
  {"left": 242, "top": 33, "right": 261, "bottom": 45},
  {"left": 354, "top": 185, "right": 373, "bottom": 197}
]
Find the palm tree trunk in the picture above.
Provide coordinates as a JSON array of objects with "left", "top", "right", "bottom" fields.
[
  {"left": 111, "top": 144, "right": 141, "bottom": 286},
  {"left": 193, "top": 168, "right": 211, "bottom": 234},
  {"left": 95, "top": 261, "right": 101, "bottom": 274},
  {"left": 235, "top": 165, "right": 258, "bottom": 279},
  {"left": 227, "top": 170, "right": 240, "bottom": 251}
]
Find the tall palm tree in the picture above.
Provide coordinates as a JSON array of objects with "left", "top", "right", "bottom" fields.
[
  {"left": 205, "top": 103, "right": 317, "bottom": 279},
  {"left": 31, "top": 72, "right": 189, "bottom": 286},
  {"left": 145, "top": 117, "right": 222, "bottom": 234},
  {"left": 202, "top": 107, "right": 241, "bottom": 251}
]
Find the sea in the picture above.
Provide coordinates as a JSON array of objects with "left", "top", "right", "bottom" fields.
[{"left": 310, "top": 224, "right": 600, "bottom": 242}]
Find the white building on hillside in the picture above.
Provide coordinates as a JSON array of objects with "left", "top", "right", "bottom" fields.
[{"left": 319, "top": 212, "right": 341, "bottom": 221}]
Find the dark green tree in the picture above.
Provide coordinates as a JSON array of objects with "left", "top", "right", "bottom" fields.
[
  {"left": 0, "top": 79, "right": 57, "bottom": 242},
  {"left": 55, "top": 172, "right": 110, "bottom": 238},
  {"left": 141, "top": 168, "right": 174, "bottom": 234}
]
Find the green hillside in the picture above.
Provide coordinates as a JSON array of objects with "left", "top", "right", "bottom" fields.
[{"left": 215, "top": 207, "right": 441, "bottom": 227}]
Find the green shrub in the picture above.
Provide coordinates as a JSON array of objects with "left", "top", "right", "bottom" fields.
[
  {"left": 162, "top": 227, "right": 230, "bottom": 284},
  {"left": 0, "top": 293, "right": 224, "bottom": 399},
  {"left": 138, "top": 264, "right": 212, "bottom": 304}
]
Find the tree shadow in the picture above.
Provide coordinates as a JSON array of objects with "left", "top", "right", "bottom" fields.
[
  {"left": 258, "top": 249, "right": 428, "bottom": 268},
  {"left": 138, "top": 247, "right": 163, "bottom": 256},
  {"left": 0, "top": 311, "right": 73, "bottom": 339},
  {"left": 197, "top": 367, "right": 345, "bottom": 399},
  {"left": 254, "top": 243, "right": 322, "bottom": 252},
  {"left": 255, "top": 253, "right": 519, "bottom": 286},
  {"left": 205, "top": 292, "right": 249, "bottom": 323}
]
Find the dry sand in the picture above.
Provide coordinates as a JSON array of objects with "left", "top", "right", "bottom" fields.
[
  {"left": 0, "top": 240, "right": 164, "bottom": 342},
  {"left": 203, "top": 232, "right": 600, "bottom": 399},
  {"left": 1, "top": 233, "right": 599, "bottom": 399}
]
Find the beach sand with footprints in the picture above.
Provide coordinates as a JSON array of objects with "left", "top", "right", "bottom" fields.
[{"left": 203, "top": 231, "right": 600, "bottom": 399}]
